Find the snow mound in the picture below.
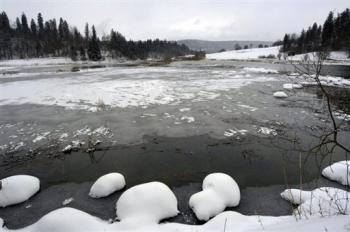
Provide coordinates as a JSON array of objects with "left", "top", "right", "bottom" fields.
[
  {"left": 116, "top": 182, "right": 179, "bottom": 224},
  {"left": 89, "top": 173, "right": 126, "bottom": 198},
  {"left": 281, "top": 187, "right": 350, "bottom": 216},
  {"left": 189, "top": 173, "right": 240, "bottom": 221},
  {"left": 207, "top": 46, "right": 280, "bottom": 60},
  {"left": 0, "top": 175, "right": 40, "bottom": 207},
  {"left": 273, "top": 91, "right": 288, "bottom": 98},
  {"left": 283, "top": 83, "right": 303, "bottom": 90},
  {"left": 322, "top": 161, "right": 350, "bottom": 186}
]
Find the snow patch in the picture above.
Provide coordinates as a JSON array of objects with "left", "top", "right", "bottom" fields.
[
  {"left": 89, "top": 173, "right": 126, "bottom": 198},
  {"left": 207, "top": 46, "right": 280, "bottom": 60},
  {"left": 62, "top": 197, "right": 74, "bottom": 206},
  {"left": 189, "top": 173, "right": 240, "bottom": 221}
]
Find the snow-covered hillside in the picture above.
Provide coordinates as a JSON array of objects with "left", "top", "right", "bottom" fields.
[{"left": 207, "top": 46, "right": 280, "bottom": 60}]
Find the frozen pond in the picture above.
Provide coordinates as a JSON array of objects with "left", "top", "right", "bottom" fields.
[{"left": 0, "top": 59, "right": 350, "bottom": 227}]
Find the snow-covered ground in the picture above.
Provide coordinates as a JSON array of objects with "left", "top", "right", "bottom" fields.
[
  {"left": 207, "top": 46, "right": 280, "bottom": 60},
  {"left": 1, "top": 179, "right": 349, "bottom": 232},
  {"left": 1, "top": 207, "right": 349, "bottom": 232}
]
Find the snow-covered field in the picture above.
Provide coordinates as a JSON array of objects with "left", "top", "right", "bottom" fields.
[
  {"left": 207, "top": 46, "right": 280, "bottom": 60},
  {"left": 207, "top": 46, "right": 350, "bottom": 64}
]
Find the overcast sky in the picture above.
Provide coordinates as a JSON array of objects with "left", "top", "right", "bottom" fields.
[{"left": 1, "top": 0, "right": 349, "bottom": 41}]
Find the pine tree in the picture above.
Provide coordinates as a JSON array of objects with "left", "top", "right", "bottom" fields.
[
  {"left": 87, "top": 25, "right": 102, "bottom": 61},
  {"left": 322, "top": 12, "right": 334, "bottom": 48}
]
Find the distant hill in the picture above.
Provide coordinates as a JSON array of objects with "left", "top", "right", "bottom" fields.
[{"left": 178, "top": 40, "right": 274, "bottom": 53}]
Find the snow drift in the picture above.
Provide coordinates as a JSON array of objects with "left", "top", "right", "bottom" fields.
[
  {"left": 189, "top": 173, "right": 240, "bottom": 221},
  {"left": 281, "top": 187, "right": 350, "bottom": 217}
]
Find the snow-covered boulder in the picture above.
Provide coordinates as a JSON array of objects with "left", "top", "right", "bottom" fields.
[
  {"left": 273, "top": 91, "right": 288, "bottom": 98},
  {"left": 283, "top": 83, "right": 303, "bottom": 90},
  {"left": 189, "top": 173, "right": 240, "bottom": 221},
  {"left": 322, "top": 161, "right": 350, "bottom": 186},
  {"left": 89, "top": 173, "right": 125, "bottom": 198},
  {"left": 116, "top": 182, "right": 179, "bottom": 224},
  {"left": 281, "top": 187, "right": 350, "bottom": 216},
  {"left": 0, "top": 175, "right": 40, "bottom": 207}
]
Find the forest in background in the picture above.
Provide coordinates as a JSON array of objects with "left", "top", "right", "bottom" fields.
[
  {"left": 278, "top": 8, "right": 350, "bottom": 56},
  {"left": 0, "top": 12, "right": 191, "bottom": 61}
]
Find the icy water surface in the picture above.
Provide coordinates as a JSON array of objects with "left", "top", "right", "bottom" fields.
[
  {"left": 0, "top": 60, "right": 350, "bottom": 188},
  {"left": 1, "top": 59, "right": 350, "bottom": 228}
]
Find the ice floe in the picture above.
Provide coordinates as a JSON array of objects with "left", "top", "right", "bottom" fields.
[
  {"left": 283, "top": 83, "right": 303, "bottom": 90},
  {"left": 273, "top": 91, "right": 288, "bottom": 98}
]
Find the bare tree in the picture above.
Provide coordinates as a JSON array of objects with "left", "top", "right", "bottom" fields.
[{"left": 290, "top": 51, "right": 350, "bottom": 154}]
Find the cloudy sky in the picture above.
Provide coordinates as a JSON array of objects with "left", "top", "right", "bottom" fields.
[{"left": 1, "top": 0, "right": 349, "bottom": 41}]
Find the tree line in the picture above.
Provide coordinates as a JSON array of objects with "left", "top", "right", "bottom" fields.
[
  {"left": 0, "top": 11, "right": 190, "bottom": 61},
  {"left": 280, "top": 8, "right": 350, "bottom": 56}
]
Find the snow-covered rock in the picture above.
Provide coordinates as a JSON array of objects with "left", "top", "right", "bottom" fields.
[
  {"left": 189, "top": 173, "right": 240, "bottom": 221},
  {"left": 322, "top": 161, "right": 350, "bottom": 186},
  {"left": 281, "top": 187, "right": 350, "bottom": 216},
  {"left": 283, "top": 83, "right": 303, "bottom": 90},
  {"left": 116, "top": 182, "right": 179, "bottom": 224},
  {"left": 0, "top": 175, "right": 40, "bottom": 207},
  {"left": 273, "top": 91, "right": 288, "bottom": 98},
  {"left": 89, "top": 173, "right": 126, "bottom": 198}
]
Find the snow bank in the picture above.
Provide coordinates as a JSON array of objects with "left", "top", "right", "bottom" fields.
[
  {"left": 207, "top": 46, "right": 280, "bottom": 60},
  {"left": 283, "top": 83, "right": 303, "bottom": 90},
  {"left": 89, "top": 173, "right": 125, "bottom": 198},
  {"left": 0, "top": 57, "right": 73, "bottom": 66},
  {"left": 189, "top": 173, "right": 240, "bottom": 221},
  {"left": 4, "top": 207, "right": 350, "bottom": 232},
  {"left": 322, "top": 161, "right": 350, "bottom": 186},
  {"left": 116, "top": 182, "right": 179, "bottom": 224},
  {"left": 273, "top": 91, "right": 288, "bottom": 98},
  {"left": 281, "top": 187, "right": 350, "bottom": 216},
  {"left": 0, "top": 175, "right": 40, "bottom": 207}
]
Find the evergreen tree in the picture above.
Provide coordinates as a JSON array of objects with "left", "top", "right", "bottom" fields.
[
  {"left": 322, "top": 12, "right": 334, "bottom": 48},
  {"left": 87, "top": 25, "right": 102, "bottom": 61}
]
